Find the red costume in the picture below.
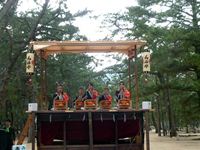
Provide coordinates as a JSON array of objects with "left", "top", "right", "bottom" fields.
[
  {"left": 53, "top": 92, "right": 69, "bottom": 103},
  {"left": 99, "top": 94, "right": 112, "bottom": 103},
  {"left": 124, "top": 90, "right": 130, "bottom": 99},
  {"left": 116, "top": 89, "right": 130, "bottom": 101},
  {"left": 85, "top": 90, "right": 98, "bottom": 99},
  {"left": 62, "top": 92, "right": 69, "bottom": 103}
]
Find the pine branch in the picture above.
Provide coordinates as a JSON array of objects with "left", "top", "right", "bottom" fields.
[
  {"left": 0, "top": 0, "right": 18, "bottom": 21},
  {"left": 28, "top": 0, "right": 50, "bottom": 41}
]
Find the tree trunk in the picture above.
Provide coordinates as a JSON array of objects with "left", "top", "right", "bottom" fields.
[
  {"left": 186, "top": 125, "right": 189, "bottom": 133},
  {"left": 161, "top": 110, "right": 167, "bottom": 136},
  {"left": 151, "top": 112, "right": 158, "bottom": 133},
  {"left": 0, "top": 0, "right": 50, "bottom": 117},
  {"left": 0, "top": 0, "right": 19, "bottom": 20},
  {"left": 166, "top": 76, "right": 176, "bottom": 137},
  {"left": 195, "top": 69, "right": 200, "bottom": 108},
  {"left": 161, "top": 90, "right": 167, "bottom": 136},
  {"left": 156, "top": 94, "right": 161, "bottom": 136},
  {"left": 191, "top": 0, "right": 200, "bottom": 108},
  {"left": 155, "top": 76, "right": 161, "bottom": 136},
  {"left": 191, "top": 0, "right": 198, "bottom": 29},
  {"left": 157, "top": 73, "right": 167, "bottom": 136}
]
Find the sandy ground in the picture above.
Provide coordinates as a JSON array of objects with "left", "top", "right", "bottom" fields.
[
  {"left": 24, "top": 132, "right": 200, "bottom": 150},
  {"left": 148, "top": 132, "right": 200, "bottom": 150}
]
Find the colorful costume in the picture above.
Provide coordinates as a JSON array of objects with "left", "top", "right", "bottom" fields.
[
  {"left": 74, "top": 94, "right": 86, "bottom": 101},
  {"left": 85, "top": 90, "right": 98, "bottom": 99},
  {"left": 53, "top": 92, "right": 69, "bottom": 103},
  {"left": 99, "top": 94, "right": 112, "bottom": 102},
  {"left": 115, "top": 89, "right": 130, "bottom": 102}
]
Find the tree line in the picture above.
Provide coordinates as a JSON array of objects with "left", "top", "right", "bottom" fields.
[
  {"left": 0, "top": 0, "right": 94, "bottom": 131},
  {"left": 0, "top": 0, "right": 199, "bottom": 138},
  {"left": 104, "top": 0, "right": 200, "bottom": 136}
]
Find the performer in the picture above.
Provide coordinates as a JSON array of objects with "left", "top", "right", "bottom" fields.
[
  {"left": 115, "top": 81, "right": 130, "bottom": 102},
  {"left": 85, "top": 83, "right": 98, "bottom": 99},
  {"left": 74, "top": 87, "right": 86, "bottom": 109},
  {"left": 74, "top": 87, "right": 86, "bottom": 101},
  {"left": 99, "top": 87, "right": 112, "bottom": 103},
  {"left": 52, "top": 84, "right": 69, "bottom": 108}
]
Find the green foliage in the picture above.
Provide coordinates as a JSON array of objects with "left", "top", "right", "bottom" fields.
[
  {"left": 46, "top": 54, "right": 94, "bottom": 98},
  {"left": 0, "top": 0, "right": 93, "bottom": 129},
  {"left": 104, "top": 0, "right": 200, "bottom": 131}
]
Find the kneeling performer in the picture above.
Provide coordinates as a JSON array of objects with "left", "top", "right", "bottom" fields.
[{"left": 53, "top": 84, "right": 69, "bottom": 110}]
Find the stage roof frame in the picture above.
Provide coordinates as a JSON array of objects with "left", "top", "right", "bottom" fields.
[{"left": 31, "top": 40, "right": 146, "bottom": 56}]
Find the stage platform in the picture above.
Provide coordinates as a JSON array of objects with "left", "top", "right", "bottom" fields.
[{"left": 30, "top": 109, "right": 149, "bottom": 150}]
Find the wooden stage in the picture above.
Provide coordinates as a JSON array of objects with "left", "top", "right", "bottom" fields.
[{"left": 29, "top": 109, "right": 149, "bottom": 150}]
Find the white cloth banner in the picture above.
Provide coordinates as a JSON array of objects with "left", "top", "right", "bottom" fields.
[
  {"left": 142, "top": 52, "right": 150, "bottom": 72},
  {"left": 26, "top": 53, "right": 35, "bottom": 73}
]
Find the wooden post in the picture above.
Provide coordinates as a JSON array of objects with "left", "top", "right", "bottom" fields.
[
  {"left": 64, "top": 121, "right": 67, "bottom": 150},
  {"left": 38, "top": 114, "right": 41, "bottom": 149},
  {"left": 136, "top": 112, "right": 144, "bottom": 150},
  {"left": 115, "top": 116, "right": 118, "bottom": 150},
  {"left": 134, "top": 48, "right": 139, "bottom": 110},
  {"left": 40, "top": 50, "right": 48, "bottom": 110},
  {"left": 31, "top": 113, "right": 35, "bottom": 150},
  {"left": 157, "top": 95, "right": 161, "bottom": 136},
  {"left": 128, "top": 58, "right": 132, "bottom": 108},
  {"left": 88, "top": 112, "right": 93, "bottom": 150},
  {"left": 17, "top": 114, "right": 34, "bottom": 145},
  {"left": 145, "top": 111, "right": 150, "bottom": 150}
]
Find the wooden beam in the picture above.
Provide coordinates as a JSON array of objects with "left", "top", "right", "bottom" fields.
[
  {"left": 64, "top": 121, "right": 67, "bottom": 150},
  {"left": 31, "top": 113, "right": 35, "bottom": 150},
  {"left": 134, "top": 47, "right": 139, "bottom": 111},
  {"left": 145, "top": 111, "right": 150, "bottom": 150},
  {"left": 32, "top": 40, "right": 146, "bottom": 56},
  {"left": 128, "top": 58, "right": 132, "bottom": 108},
  {"left": 32, "top": 40, "right": 146, "bottom": 47},
  {"left": 39, "top": 50, "right": 48, "bottom": 110},
  {"left": 88, "top": 112, "right": 93, "bottom": 150},
  {"left": 17, "top": 113, "right": 34, "bottom": 145}
]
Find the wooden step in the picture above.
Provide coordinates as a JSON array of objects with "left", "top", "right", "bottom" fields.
[{"left": 17, "top": 113, "right": 34, "bottom": 145}]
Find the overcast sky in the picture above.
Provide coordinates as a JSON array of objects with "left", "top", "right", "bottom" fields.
[
  {"left": 19, "top": 0, "right": 137, "bottom": 40},
  {"left": 67, "top": 0, "right": 137, "bottom": 40},
  {"left": 66, "top": 0, "right": 138, "bottom": 71}
]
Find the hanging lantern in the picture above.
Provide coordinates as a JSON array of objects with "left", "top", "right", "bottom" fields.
[
  {"left": 142, "top": 52, "right": 150, "bottom": 72},
  {"left": 26, "top": 53, "right": 35, "bottom": 74}
]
